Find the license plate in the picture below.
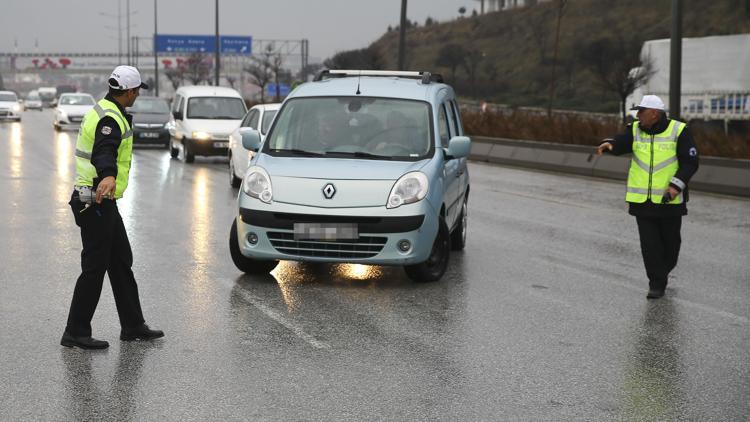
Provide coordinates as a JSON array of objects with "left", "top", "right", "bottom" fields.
[
  {"left": 140, "top": 132, "right": 160, "bottom": 138},
  {"left": 294, "top": 223, "right": 358, "bottom": 241},
  {"left": 213, "top": 142, "right": 228, "bottom": 148}
]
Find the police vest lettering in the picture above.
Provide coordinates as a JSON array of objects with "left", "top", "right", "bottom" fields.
[
  {"left": 625, "top": 120, "right": 685, "bottom": 204},
  {"left": 74, "top": 99, "right": 133, "bottom": 199}
]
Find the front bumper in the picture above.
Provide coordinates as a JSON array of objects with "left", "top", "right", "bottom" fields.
[
  {"left": 186, "top": 138, "right": 229, "bottom": 156},
  {"left": 133, "top": 128, "right": 170, "bottom": 144},
  {"left": 235, "top": 197, "right": 439, "bottom": 266},
  {"left": 0, "top": 110, "right": 21, "bottom": 120}
]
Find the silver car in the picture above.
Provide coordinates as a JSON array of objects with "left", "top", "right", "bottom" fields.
[
  {"left": 229, "top": 70, "right": 471, "bottom": 282},
  {"left": 228, "top": 103, "right": 280, "bottom": 187}
]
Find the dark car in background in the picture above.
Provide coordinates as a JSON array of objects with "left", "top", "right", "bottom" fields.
[{"left": 128, "top": 96, "right": 171, "bottom": 148}]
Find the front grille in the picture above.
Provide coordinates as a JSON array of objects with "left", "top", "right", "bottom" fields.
[
  {"left": 240, "top": 209, "right": 424, "bottom": 233},
  {"left": 69, "top": 116, "right": 83, "bottom": 123},
  {"left": 0, "top": 111, "right": 9, "bottom": 116},
  {"left": 267, "top": 231, "right": 387, "bottom": 259}
]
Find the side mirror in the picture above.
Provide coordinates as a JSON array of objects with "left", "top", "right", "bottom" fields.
[
  {"left": 172, "top": 110, "right": 183, "bottom": 120},
  {"left": 445, "top": 136, "right": 471, "bottom": 159},
  {"left": 241, "top": 128, "right": 262, "bottom": 151}
]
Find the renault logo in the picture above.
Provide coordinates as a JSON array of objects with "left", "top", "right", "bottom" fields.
[{"left": 322, "top": 183, "right": 336, "bottom": 199}]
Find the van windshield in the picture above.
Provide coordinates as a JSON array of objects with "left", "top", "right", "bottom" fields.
[
  {"left": 187, "top": 96, "right": 246, "bottom": 119},
  {"left": 264, "top": 97, "right": 433, "bottom": 161}
]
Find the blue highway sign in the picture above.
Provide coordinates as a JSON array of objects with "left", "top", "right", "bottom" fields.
[{"left": 156, "top": 35, "right": 252, "bottom": 55}]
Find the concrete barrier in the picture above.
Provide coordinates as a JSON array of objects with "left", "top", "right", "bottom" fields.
[{"left": 470, "top": 136, "right": 750, "bottom": 197}]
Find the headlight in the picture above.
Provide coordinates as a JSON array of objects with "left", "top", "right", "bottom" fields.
[
  {"left": 387, "top": 171, "right": 428, "bottom": 209},
  {"left": 58, "top": 110, "right": 68, "bottom": 120},
  {"left": 192, "top": 131, "right": 211, "bottom": 140},
  {"left": 242, "top": 166, "right": 273, "bottom": 203},
  {"left": 12, "top": 104, "right": 21, "bottom": 112}
]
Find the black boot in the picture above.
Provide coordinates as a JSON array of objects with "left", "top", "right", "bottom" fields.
[
  {"left": 61, "top": 331, "right": 109, "bottom": 349},
  {"left": 646, "top": 289, "right": 665, "bottom": 299},
  {"left": 120, "top": 323, "right": 164, "bottom": 341}
]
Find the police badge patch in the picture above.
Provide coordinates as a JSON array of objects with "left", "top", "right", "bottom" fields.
[
  {"left": 101, "top": 126, "right": 112, "bottom": 135},
  {"left": 689, "top": 147, "right": 697, "bottom": 157}
]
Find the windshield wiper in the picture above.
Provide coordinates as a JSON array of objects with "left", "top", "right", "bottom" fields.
[
  {"left": 324, "top": 151, "right": 392, "bottom": 160},
  {"left": 270, "top": 148, "right": 324, "bottom": 157}
]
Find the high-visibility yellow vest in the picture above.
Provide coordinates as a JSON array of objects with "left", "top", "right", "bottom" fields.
[
  {"left": 626, "top": 119, "right": 685, "bottom": 204},
  {"left": 74, "top": 98, "right": 133, "bottom": 199}
]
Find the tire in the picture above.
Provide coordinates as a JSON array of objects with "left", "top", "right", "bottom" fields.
[
  {"left": 229, "top": 219, "right": 278, "bottom": 274},
  {"left": 404, "top": 217, "right": 450, "bottom": 282},
  {"left": 184, "top": 140, "right": 195, "bottom": 163},
  {"left": 229, "top": 153, "right": 242, "bottom": 188},
  {"left": 53, "top": 123, "right": 60, "bottom": 132},
  {"left": 450, "top": 198, "right": 468, "bottom": 251},
  {"left": 169, "top": 138, "right": 179, "bottom": 158}
]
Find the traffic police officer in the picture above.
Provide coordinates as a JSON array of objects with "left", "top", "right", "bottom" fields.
[
  {"left": 597, "top": 95, "right": 699, "bottom": 299},
  {"left": 61, "top": 66, "right": 164, "bottom": 349}
]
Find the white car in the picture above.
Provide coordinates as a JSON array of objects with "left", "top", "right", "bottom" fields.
[
  {"left": 54, "top": 93, "right": 96, "bottom": 131},
  {"left": 228, "top": 103, "right": 280, "bottom": 187},
  {"left": 0, "top": 91, "right": 23, "bottom": 122},
  {"left": 24, "top": 91, "right": 43, "bottom": 111},
  {"left": 168, "top": 86, "right": 247, "bottom": 163}
]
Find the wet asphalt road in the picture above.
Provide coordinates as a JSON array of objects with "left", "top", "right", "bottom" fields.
[{"left": 1, "top": 109, "right": 749, "bottom": 421}]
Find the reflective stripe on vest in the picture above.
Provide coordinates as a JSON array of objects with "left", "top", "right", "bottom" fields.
[
  {"left": 625, "top": 119, "right": 685, "bottom": 204},
  {"left": 74, "top": 98, "right": 133, "bottom": 199}
]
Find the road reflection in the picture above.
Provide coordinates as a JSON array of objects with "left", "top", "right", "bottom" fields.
[
  {"left": 61, "top": 344, "right": 158, "bottom": 421},
  {"left": 9, "top": 122, "right": 23, "bottom": 178},
  {"left": 621, "top": 300, "right": 684, "bottom": 419}
]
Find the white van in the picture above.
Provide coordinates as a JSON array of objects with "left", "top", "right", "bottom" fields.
[{"left": 168, "top": 86, "right": 247, "bottom": 163}]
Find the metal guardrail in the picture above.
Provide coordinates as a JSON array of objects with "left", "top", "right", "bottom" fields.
[{"left": 468, "top": 135, "right": 750, "bottom": 197}]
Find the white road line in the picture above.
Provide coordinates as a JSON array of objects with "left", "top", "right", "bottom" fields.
[{"left": 235, "top": 288, "right": 331, "bottom": 350}]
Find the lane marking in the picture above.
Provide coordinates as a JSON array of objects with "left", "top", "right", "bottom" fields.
[{"left": 235, "top": 288, "right": 331, "bottom": 350}]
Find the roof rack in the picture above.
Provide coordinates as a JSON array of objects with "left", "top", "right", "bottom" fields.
[{"left": 314, "top": 69, "right": 444, "bottom": 84}]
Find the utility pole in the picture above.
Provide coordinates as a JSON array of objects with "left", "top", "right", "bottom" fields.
[
  {"left": 215, "top": 0, "right": 220, "bottom": 86},
  {"left": 118, "top": 0, "right": 123, "bottom": 64},
  {"left": 398, "top": 0, "right": 407, "bottom": 70},
  {"left": 127, "top": 0, "right": 131, "bottom": 65},
  {"left": 154, "top": 0, "right": 159, "bottom": 96},
  {"left": 547, "top": 0, "right": 566, "bottom": 116},
  {"left": 669, "top": 0, "right": 682, "bottom": 120}
]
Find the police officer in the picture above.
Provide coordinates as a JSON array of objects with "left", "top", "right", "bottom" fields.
[
  {"left": 597, "top": 95, "right": 699, "bottom": 299},
  {"left": 61, "top": 66, "right": 164, "bottom": 349}
]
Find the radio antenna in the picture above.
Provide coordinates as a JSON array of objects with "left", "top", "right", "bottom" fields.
[{"left": 355, "top": 70, "right": 362, "bottom": 95}]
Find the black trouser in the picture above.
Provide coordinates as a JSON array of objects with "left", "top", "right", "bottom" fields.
[
  {"left": 66, "top": 191, "right": 145, "bottom": 337},
  {"left": 635, "top": 216, "right": 682, "bottom": 291}
]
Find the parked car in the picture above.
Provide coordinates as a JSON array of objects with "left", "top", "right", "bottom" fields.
[
  {"left": 0, "top": 91, "right": 23, "bottom": 122},
  {"left": 229, "top": 70, "right": 471, "bottom": 282},
  {"left": 54, "top": 93, "right": 96, "bottom": 131},
  {"left": 168, "top": 86, "right": 247, "bottom": 163},
  {"left": 24, "top": 90, "right": 43, "bottom": 111},
  {"left": 128, "top": 96, "right": 172, "bottom": 148},
  {"left": 228, "top": 103, "right": 280, "bottom": 187}
]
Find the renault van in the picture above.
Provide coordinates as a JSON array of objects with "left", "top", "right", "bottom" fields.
[{"left": 229, "top": 70, "right": 471, "bottom": 282}]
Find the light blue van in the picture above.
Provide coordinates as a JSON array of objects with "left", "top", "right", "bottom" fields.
[{"left": 229, "top": 70, "right": 470, "bottom": 282}]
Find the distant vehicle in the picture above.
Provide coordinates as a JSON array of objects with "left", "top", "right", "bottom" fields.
[
  {"left": 168, "top": 85, "right": 247, "bottom": 163},
  {"left": 56, "top": 84, "right": 77, "bottom": 97},
  {"left": 628, "top": 33, "right": 750, "bottom": 121},
  {"left": 229, "top": 70, "right": 471, "bottom": 283},
  {"left": 24, "top": 90, "right": 43, "bottom": 111},
  {"left": 128, "top": 96, "right": 172, "bottom": 148},
  {"left": 54, "top": 93, "right": 96, "bottom": 131},
  {"left": 38, "top": 87, "right": 57, "bottom": 108},
  {"left": 228, "top": 103, "right": 280, "bottom": 187},
  {"left": 0, "top": 91, "right": 23, "bottom": 122}
]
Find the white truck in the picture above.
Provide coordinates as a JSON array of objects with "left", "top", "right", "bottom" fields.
[{"left": 628, "top": 33, "right": 750, "bottom": 122}]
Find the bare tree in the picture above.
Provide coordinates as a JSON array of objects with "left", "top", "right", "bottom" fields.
[
  {"left": 323, "top": 47, "right": 384, "bottom": 70},
  {"left": 462, "top": 49, "right": 484, "bottom": 95},
  {"left": 184, "top": 53, "right": 211, "bottom": 85},
  {"left": 244, "top": 47, "right": 274, "bottom": 103},
  {"left": 268, "top": 51, "right": 285, "bottom": 102},
  {"left": 436, "top": 44, "right": 466, "bottom": 84},
  {"left": 580, "top": 36, "right": 654, "bottom": 123},
  {"left": 164, "top": 67, "right": 184, "bottom": 91}
]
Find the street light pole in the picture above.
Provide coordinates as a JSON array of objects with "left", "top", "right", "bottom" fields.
[
  {"left": 154, "top": 0, "right": 159, "bottom": 96},
  {"left": 669, "top": 0, "right": 682, "bottom": 120},
  {"left": 398, "top": 0, "right": 407, "bottom": 70},
  {"left": 215, "top": 0, "right": 220, "bottom": 86},
  {"left": 118, "top": 0, "right": 123, "bottom": 64},
  {"left": 126, "top": 0, "right": 131, "bottom": 65}
]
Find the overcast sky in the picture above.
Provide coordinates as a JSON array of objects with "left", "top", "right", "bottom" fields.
[{"left": 1, "top": 0, "right": 477, "bottom": 62}]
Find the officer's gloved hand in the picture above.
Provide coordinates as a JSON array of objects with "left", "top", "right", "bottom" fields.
[{"left": 661, "top": 185, "right": 680, "bottom": 203}]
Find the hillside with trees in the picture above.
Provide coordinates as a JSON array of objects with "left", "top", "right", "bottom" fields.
[{"left": 325, "top": 0, "right": 750, "bottom": 113}]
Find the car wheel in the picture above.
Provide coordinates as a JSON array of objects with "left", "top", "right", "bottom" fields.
[
  {"left": 229, "top": 219, "right": 278, "bottom": 274},
  {"left": 183, "top": 140, "right": 195, "bottom": 163},
  {"left": 53, "top": 123, "right": 60, "bottom": 132},
  {"left": 169, "top": 138, "right": 179, "bottom": 158},
  {"left": 229, "top": 153, "right": 242, "bottom": 188},
  {"left": 450, "top": 198, "right": 468, "bottom": 251},
  {"left": 404, "top": 216, "right": 450, "bottom": 282}
]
